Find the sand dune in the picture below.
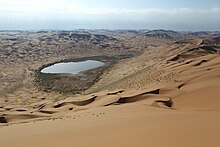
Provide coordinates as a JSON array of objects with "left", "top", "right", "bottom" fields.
[
  {"left": 0, "top": 36, "right": 220, "bottom": 147},
  {"left": 174, "top": 86, "right": 220, "bottom": 110},
  {"left": 1, "top": 104, "right": 220, "bottom": 147}
]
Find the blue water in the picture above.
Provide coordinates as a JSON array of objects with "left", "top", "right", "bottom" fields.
[{"left": 41, "top": 60, "right": 104, "bottom": 74}]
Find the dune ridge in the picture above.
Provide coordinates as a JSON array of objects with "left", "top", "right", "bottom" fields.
[{"left": 0, "top": 36, "right": 220, "bottom": 147}]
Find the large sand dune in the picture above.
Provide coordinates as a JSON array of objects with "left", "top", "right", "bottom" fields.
[{"left": 0, "top": 32, "right": 220, "bottom": 147}]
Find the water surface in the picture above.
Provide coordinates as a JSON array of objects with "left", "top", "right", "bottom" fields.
[{"left": 41, "top": 60, "right": 104, "bottom": 74}]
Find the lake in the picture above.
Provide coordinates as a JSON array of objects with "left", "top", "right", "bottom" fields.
[{"left": 41, "top": 60, "right": 104, "bottom": 74}]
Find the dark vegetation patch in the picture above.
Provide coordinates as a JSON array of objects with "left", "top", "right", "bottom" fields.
[{"left": 35, "top": 55, "right": 132, "bottom": 94}]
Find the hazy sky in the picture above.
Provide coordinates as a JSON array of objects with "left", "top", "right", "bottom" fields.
[{"left": 0, "top": 0, "right": 220, "bottom": 31}]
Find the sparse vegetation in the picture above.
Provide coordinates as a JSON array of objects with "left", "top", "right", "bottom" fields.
[{"left": 35, "top": 55, "right": 128, "bottom": 94}]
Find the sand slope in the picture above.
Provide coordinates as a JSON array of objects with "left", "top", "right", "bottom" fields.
[
  {"left": 1, "top": 104, "right": 220, "bottom": 147},
  {"left": 1, "top": 37, "right": 220, "bottom": 147}
]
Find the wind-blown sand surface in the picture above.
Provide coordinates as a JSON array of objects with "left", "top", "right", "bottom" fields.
[
  {"left": 1, "top": 105, "right": 220, "bottom": 147},
  {"left": 0, "top": 31, "right": 220, "bottom": 147}
]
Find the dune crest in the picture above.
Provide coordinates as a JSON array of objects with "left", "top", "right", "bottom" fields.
[{"left": 0, "top": 32, "right": 220, "bottom": 147}]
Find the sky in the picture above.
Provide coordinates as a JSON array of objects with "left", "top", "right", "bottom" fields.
[{"left": 0, "top": 0, "right": 220, "bottom": 31}]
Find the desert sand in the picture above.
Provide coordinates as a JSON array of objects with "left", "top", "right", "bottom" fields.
[{"left": 0, "top": 30, "right": 220, "bottom": 147}]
